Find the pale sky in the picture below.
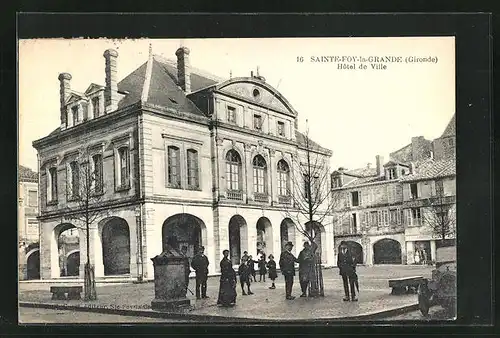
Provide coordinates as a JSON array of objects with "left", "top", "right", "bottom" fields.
[{"left": 19, "top": 37, "right": 455, "bottom": 172}]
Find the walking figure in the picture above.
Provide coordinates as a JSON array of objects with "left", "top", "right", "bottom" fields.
[
  {"left": 337, "top": 241, "right": 358, "bottom": 302},
  {"left": 258, "top": 255, "right": 267, "bottom": 282},
  {"left": 238, "top": 257, "right": 254, "bottom": 295},
  {"left": 191, "top": 245, "right": 209, "bottom": 300},
  {"left": 267, "top": 254, "right": 278, "bottom": 289},
  {"left": 279, "top": 241, "right": 299, "bottom": 300}
]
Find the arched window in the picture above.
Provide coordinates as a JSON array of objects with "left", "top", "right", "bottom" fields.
[
  {"left": 277, "top": 159, "right": 290, "bottom": 196},
  {"left": 253, "top": 155, "right": 267, "bottom": 194},
  {"left": 167, "top": 146, "right": 181, "bottom": 188},
  {"left": 226, "top": 150, "right": 242, "bottom": 191},
  {"left": 68, "top": 161, "right": 80, "bottom": 199},
  {"left": 187, "top": 149, "right": 199, "bottom": 189}
]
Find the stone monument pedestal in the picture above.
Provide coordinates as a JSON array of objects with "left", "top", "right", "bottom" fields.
[{"left": 151, "top": 246, "right": 191, "bottom": 311}]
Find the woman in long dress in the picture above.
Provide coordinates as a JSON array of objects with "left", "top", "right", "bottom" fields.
[{"left": 217, "top": 249, "right": 237, "bottom": 307}]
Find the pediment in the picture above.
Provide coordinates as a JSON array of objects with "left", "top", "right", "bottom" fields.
[
  {"left": 217, "top": 79, "right": 297, "bottom": 116},
  {"left": 66, "top": 92, "right": 88, "bottom": 105},
  {"left": 85, "top": 83, "right": 104, "bottom": 95}
]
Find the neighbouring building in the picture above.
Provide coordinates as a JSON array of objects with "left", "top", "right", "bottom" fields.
[
  {"left": 32, "top": 45, "right": 333, "bottom": 281},
  {"left": 18, "top": 165, "right": 40, "bottom": 280},
  {"left": 331, "top": 114, "right": 456, "bottom": 265}
]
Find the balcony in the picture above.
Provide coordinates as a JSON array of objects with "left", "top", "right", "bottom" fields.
[
  {"left": 226, "top": 190, "right": 243, "bottom": 201},
  {"left": 278, "top": 195, "right": 292, "bottom": 204},
  {"left": 335, "top": 227, "right": 362, "bottom": 237},
  {"left": 405, "top": 195, "right": 456, "bottom": 207},
  {"left": 254, "top": 192, "right": 269, "bottom": 203}
]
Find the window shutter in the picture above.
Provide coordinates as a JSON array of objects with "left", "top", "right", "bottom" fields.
[
  {"left": 377, "top": 210, "right": 382, "bottom": 226},
  {"left": 405, "top": 209, "right": 412, "bottom": 226},
  {"left": 346, "top": 193, "right": 351, "bottom": 207},
  {"left": 359, "top": 191, "right": 363, "bottom": 206}
]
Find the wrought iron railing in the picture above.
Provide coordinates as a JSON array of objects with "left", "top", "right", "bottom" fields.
[
  {"left": 226, "top": 190, "right": 243, "bottom": 201},
  {"left": 254, "top": 192, "right": 269, "bottom": 203},
  {"left": 278, "top": 195, "right": 292, "bottom": 204}
]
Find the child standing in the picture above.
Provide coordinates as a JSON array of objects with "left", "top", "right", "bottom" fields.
[
  {"left": 248, "top": 255, "right": 257, "bottom": 282},
  {"left": 238, "top": 258, "right": 253, "bottom": 295},
  {"left": 267, "top": 254, "right": 278, "bottom": 289},
  {"left": 258, "top": 255, "right": 267, "bottom": 282}
]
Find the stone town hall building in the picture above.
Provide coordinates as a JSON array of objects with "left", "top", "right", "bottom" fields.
[{"left": 33, "top": 46, "right": 333, "bottom": 280}]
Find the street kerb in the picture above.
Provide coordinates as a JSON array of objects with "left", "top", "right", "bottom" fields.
[{"left": 18, "top": 301, "right": 420, "bottom": 322}]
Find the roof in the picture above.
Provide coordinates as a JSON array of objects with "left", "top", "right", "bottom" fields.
[
  {"left": 295, "top": 131, "right": 331, "bottom": 155},
  {"left": 19, "top": 165, "right": 38, "bottom": 182},
  {"left": 345, "top": 167, "right": 377, "bottom": 177},
  {"left": 440, "top": 114, "right": 456, "bottom": 137},
  {"left": 400, "top": 158, "right": 456, "bottom": 182},
  {"left": 116, "top": 55, "right": 221, "bottom": 116}
]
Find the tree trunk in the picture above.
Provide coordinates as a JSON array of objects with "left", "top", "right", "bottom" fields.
[
  {"left": 84, "top": 262, "right": 97, "bottom": 301},
  {"left": 308, "top": 247, "right": 324, "bottom": 297}
]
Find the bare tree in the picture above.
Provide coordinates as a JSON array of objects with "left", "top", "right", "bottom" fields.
[
  {"left": 281, "top": 123, "right": 342, "bottom": 297},
  {"left": 61, "top": 150, "right": 109, "bottom": 301},
  {"left": 422, "top": 181, "right": 456, "bottom": 244}
]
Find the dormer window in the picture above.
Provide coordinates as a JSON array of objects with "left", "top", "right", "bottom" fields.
[
  {"left": 332, "top": 176, "right": 342, "bottom": 188},
  {"left": 388, "top": 168, "right": 397, "bottom": 179},
  {"left": 92, "top": 97, "right": 100, "bottom": 118},
  {"left": 71, "top": 106, "right": 79, "bottom": 126}
]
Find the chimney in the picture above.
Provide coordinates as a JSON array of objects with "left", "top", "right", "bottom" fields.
[
  {"left": 375, "top": 155, "right": 384, "bottom": 177},
  {"left": 175, "top": 47, "right": 191, "bottom": 93},
  {"left": 58, "top": 73, "right": 72, "bottom": 128},
  {"left": 103, "top": 49, "right": 119, "bottom": 112}
]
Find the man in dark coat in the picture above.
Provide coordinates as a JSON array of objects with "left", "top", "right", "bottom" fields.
[
  {"left": 191, "top": 246, "right": 209, "bottom": 299},
  {"left": 298, "top": 241, "right": 316, "bottom": 297},
  {"left": 337, "top": 241, "right": 358, "bottom": 301},
  {"left": 279, "top": 241, "right": 299, "bottom": 300}
]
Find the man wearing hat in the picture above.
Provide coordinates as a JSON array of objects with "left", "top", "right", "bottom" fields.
[
  {"left": 337, "top": 241, "right": 358, "bottom": 301},
  {"left": 191, "top": 246, "right": 210, "bottom": 299},
  {"left": 279, "top": 241, "right": 299, "bottom": 300}
]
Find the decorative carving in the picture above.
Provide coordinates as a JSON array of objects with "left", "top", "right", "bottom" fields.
[
  {"left": 215, "top": 136, "right": 223, "bottom": 146},
  {"left": 231, "top": 140, "right": 237, "bottom": 148},
  {"left": 269, "top": 149, "right": 276, "bottom": 157},
  {"left": 244, "top": 143, "right": 252, "bottom": 151},
  {"left": 257, "top": 140, "right": 263, "bottom": 147}
]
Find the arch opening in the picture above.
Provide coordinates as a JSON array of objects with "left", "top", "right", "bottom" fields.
[
  {"left": 56, "top": 225, "right": 80, "bottom": 277},
  {"left": 26, "top": 250, "right": 40, "bottom": 280},
  {"left": 256, "top": 217, "right": 273, "bottom": 256},
  {"left": 339, "top": 241, "right": 363, "bottom": 264},
  {"left": 101, "top": 217, "right": 131, "bottom": 275},
  {"left": 228, "top": 215, "right": 247, "bottom": 265},
  {"left": 162, "top": 214, "right": 206, "bottom": 259},
  {"left": 373, "top": 238, "right": 402, "bottom": 264}
]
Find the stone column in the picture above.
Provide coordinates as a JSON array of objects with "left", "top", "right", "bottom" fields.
[
  {"left": 91, "top": 226, "right": 104, "bottom": 278},
  {"left": 406, "top": 241, "right": 415, "bottom": 264},
  {"left": 324, "top": 223, "right": 334, "bottom": 266},
  {"left": 269, "top": 149, "right": 277, "bottom": 205},
  {"left": 216, "top": 136, "right": 224, "bottom": 198},
  {"left": 244, "top": 143, "right": 252, "bottom": 202},
  {"left": 430, "top": 240, "right": 437, "bottom": 262}
]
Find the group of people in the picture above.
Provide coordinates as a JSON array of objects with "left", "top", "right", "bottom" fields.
[
  {"left": 413, "top": 248, "right": 428, "bottom": 265},
  {"left": 187, "top": 240, "right": 360, "bottom": 307},
  {"left": 216, "top": 250, "right": 279, "bottom": 307}
]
